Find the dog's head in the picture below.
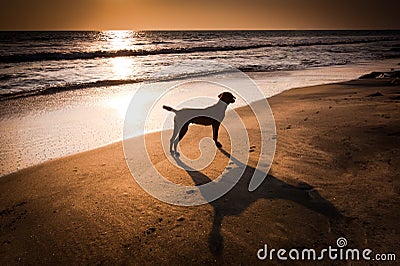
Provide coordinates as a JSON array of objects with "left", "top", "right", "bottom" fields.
[{"left": 218, "top": 92, "right": 236, "bottom": 104}]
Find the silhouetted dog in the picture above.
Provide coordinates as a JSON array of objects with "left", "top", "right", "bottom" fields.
[{"left": 163, "top": 92, "right": 236, "bottom": 155}]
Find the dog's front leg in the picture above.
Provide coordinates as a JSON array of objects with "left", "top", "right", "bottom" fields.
[
  {"left": 170, "top": 124, "right": 180, "bottom": 154},
  {"left": 212, "top": 122, "right": 222, "bottom": 148}
]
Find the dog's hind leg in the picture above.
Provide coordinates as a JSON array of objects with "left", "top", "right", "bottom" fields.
[
  {"left": 173, "top": 123, "right": 189, "bottom": 156},
  {"left": 169, "top": 126, "right": 179, "bottom": 154}
]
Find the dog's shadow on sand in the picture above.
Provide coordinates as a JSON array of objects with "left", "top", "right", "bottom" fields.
[{"left": 173, "top": 148, "right": 342, "bottom": 257}]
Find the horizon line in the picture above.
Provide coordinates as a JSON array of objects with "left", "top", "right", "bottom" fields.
[{"left": 1, "top": 28, "right": 400, "bottom": 32}]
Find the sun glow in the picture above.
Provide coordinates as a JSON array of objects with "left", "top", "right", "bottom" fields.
[
  {"left": 104, "top": 30, "right": 134, "bottom": 50},
  {"left": 105, "top": 93, "right": 132, "bottom": 118},
  {"left": 102, "top": 31, "right": 138, "bottom": 117},
  {"left": 103, "top": 30, "right": 137, "bottom": 79},
  {"left": 111, "top": 57, "right": 134, "bottom": 79}
]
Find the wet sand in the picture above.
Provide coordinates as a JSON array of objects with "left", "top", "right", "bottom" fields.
[
  {"left": 1, "top": 59, "right": 398, "bottom": 177},
  {"left": 0, "top": 77, "right": 399, "bottom": 264}
]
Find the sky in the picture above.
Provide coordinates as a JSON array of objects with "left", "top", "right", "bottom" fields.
[{"left": 1, "top": 0, "right": 400, "bottom": 30}]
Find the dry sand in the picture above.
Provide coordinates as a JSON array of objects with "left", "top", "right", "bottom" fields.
[{"left": 1, "top": 78, "right": 399, "bottom": 264}]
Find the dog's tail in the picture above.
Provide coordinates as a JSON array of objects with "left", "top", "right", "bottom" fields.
[{"left": 162, "top": 105, "right": 177, "bottom": 113}]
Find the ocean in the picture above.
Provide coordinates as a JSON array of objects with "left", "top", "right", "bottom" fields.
[
  {"left": 1, "top": 30, "right": 400, "bottom": 176},
  {"left": 1, "top": 30, "right": 399, "bottom": 99}
]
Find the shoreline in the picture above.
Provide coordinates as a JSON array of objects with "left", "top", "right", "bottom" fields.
[
  {"left": 1, "top": 59, "right": 399, "bottom": 177},
  {"left": 8, "top": 71, "right": 393, "bottom": 169},
  {"left": 1, "top": 75, "right": 399, "bottom": 263},
  {"left": 1, "top": 58, "right": 399, "bottom": 102}
]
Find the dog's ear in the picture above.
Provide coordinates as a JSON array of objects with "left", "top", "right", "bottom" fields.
[{"left": 218, "top": 93, "right": 223, "bottom": 99}]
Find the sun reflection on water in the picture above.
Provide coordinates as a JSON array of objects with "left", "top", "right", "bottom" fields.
[
  {"left": 103, "top": 30, "right": 134, "bottom": 51},
  {"left": 102, "top": 31, "right": 138, "bottom": 117},
  {"left": 102, "top": 30, "right": 136, "bottom": 79},
  {"left": 111, "top": 57, "right": 134, "bottom": 79}
]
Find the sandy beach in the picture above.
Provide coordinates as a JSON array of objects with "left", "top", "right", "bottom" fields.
[{"left": 1, "top": 75, "right": 399, "bottom": 264}]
